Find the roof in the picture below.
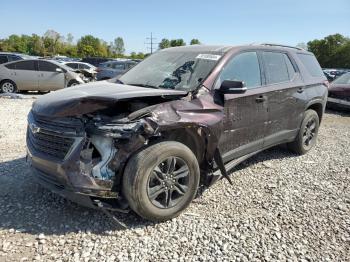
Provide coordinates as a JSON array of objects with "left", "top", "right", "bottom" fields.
[{"left": 158, "top": 44, "right": 312, "bottom": 54}]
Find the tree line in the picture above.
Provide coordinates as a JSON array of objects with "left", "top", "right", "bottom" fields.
[
  {"left": 0, "top": 30, "right": 202, "bottom": 59},
  {"left": 1, "top": 30, "right": 349, "bottom": 68},
  {"left": 0, "top": 30, "right": 145, "bottom": 59},
  {"left": 305, "top": 34, "right": 350, "bottom": 68}
]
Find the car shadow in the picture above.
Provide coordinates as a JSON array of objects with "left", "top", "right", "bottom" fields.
[
  {"left": 0, "top": 147, "right": 297, "bottom": 236},
  {"left": 0, "top": 157, "right": 153, "bottom": 236}
]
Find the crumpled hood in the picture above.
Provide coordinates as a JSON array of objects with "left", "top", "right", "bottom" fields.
[{"left": 32, "top": 82, "right": 187, "bottom": 117}]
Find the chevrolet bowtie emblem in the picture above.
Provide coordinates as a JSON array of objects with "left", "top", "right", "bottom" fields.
[{"left": 30, "top": 123, "right": 41, "bottom": 134}]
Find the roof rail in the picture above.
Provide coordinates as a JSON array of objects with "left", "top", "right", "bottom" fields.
[
  {"left": 253, "top": 43, "right": 304, "bottom": 51},
  {"left": 261, "top": 43, "right": 304, "bottom": 50}
]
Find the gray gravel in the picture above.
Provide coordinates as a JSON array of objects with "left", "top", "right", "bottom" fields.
[{"left": 0, "top": 96, "right": 349, "bottom": 261}]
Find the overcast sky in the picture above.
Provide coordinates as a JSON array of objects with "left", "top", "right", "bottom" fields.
[{"left": 1, "top": 0, "right": 349, "bottom": 54}]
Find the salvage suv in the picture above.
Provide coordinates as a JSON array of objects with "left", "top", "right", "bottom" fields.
[{"left": 27, "top": 44, "right": 328, "bottom": 221}]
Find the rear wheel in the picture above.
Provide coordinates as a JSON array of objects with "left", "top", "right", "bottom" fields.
[
  {"left": 123, "top": 141, "right": 200, "bottom": 221},
  {"left": 1, "top": 80, "right": 17, "bottom": 93},
  {"left": 288, "top": 109, "right": 320, "bottom": 155}
]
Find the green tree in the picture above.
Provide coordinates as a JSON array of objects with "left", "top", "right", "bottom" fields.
[
  {"left": 66, "top": 33, "right": 74, "bottom": 44},
  {"left": 137, "top": 52, "right": 145, "bottom": 59},
  {"left": 307, "top": 34, "right": 350, "bottom": 68},
  {"left": 190, "top": 39, "right": 201, "bottom": 45},
  {"left": 112, "top": 37, "right": 125, "bottom": 56},
  {"left": 77, "top": 35, "right": 107, "bottom": 57},
  {"left": 170, "top": 39, "right": 186, "bottom": 47},
  {"left": 43, "top": 30, "right": 61, "bottom": 55},
  {"left": 159, "top": 38, "right": 170, "bottom": 49},
  {"left": 28, "top": 34, "right": 44, "bottom": 55}
]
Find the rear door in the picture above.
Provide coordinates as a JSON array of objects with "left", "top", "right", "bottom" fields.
[
  {"left": 216, "top": 51, "right": 268, "bottom": 162},
  {"left": 261, "top": 51, "right": 306, "bottom": 147},
  {"left": 38, "top": 61, "right": 65, "bottom": 91},
  {"left": 11, "top": 60, "right": 38, "bottom": 90}
]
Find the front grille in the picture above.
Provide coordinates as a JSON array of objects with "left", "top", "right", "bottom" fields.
[{"left": 27, "top": 128, "right": 75, "bottom": 160}]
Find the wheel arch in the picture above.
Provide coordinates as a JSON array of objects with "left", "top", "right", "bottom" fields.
[
  {"left": 305, "top": 100, "right": 324, "bottom": 123},
  {"left": 154, "top": 127, "right": 208, "bottom": 166}
]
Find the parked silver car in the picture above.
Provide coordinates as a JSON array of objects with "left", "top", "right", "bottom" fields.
[
  {"left": 96, "top": 60, "right": 138, "bottom": 80},
  {"left": 0, "top": 59, "right": 84, "bottom": 93}
]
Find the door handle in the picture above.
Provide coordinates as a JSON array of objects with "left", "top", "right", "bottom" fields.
[
  {"left": 297, "top": 87, "right": 305, "bottom": 93},
  {"left": 255, "top": 95, "right": 266, "bottom": 103}
]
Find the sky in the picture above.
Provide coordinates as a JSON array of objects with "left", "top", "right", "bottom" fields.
[{"left": 1, "top": 0, "right": 349, "bottom": 54}]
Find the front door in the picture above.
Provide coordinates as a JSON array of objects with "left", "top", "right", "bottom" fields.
[
  {"left": 38, "top": 61, "right": 65, "bottom": 91},
  {"left": 216, "top": 51, "right": 268, "bottom": 163}
]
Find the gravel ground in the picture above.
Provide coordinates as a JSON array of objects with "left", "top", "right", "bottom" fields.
[{"left": 0, "top": 96, "right": 349, "bottom": 261}]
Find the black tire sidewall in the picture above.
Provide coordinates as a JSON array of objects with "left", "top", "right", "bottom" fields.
[
  {"left": 67, "top": 80, "right": 79, "bottom": 87},
  {"left": 123, "top": 142, "right": 200, "bottom": 221},
  {"left": 297, "top": 110, "right": 320, "bottom": 154}
]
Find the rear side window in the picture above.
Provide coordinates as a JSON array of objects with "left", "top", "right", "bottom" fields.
[
  {"left": 0, "top": 55, "right": 8, "bottom": 64},
  {"left": 66, "top": 63, "right": 78, "bottom": 69},
  {"left": 80, "top": 64, "right": 89, "bottom": 69},
  {"left": 38, "top": 61, "right": 59, "bottom": 72},
  {"left": 218, "top": 51, "right": 261, "bottom": 88},
  {"left": 111, "top": 63, "right": 125, "bottom": 70},
  {"left": 8, "top": 55, "right": 22, "bottom": 62},
  {"left": 13, "top": 60, "right": 36, "bottom": 70},
  {"left": 263, "top": 52, "right": 292, "bottom": 84},
  {"left": 297, "top": 54, "right": 324, "bottom": 77}
]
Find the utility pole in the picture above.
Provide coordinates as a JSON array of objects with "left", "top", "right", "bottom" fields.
[{"left": 145, "top": 32, "right": 158, "bottom": 54}]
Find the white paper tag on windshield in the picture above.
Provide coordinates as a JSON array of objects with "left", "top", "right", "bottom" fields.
[{"left": 196, "top": 54, "right": 221, "bottom": 61}]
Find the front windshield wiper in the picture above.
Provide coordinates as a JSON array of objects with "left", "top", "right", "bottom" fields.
[{"left": 126, "top": 83, "right": 159, "bottom": 89}]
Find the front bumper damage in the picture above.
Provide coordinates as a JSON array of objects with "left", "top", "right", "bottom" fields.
[{"left": 26, "top": 111, "right": 155, "bottom": 211}]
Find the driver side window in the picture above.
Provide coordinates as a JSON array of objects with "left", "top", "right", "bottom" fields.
[{"left": 216, "top": 51, "right": 261, "bottom": 89}]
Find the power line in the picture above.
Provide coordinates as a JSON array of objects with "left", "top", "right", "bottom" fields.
[{"left": 145, "top": 32, "right": 159, "bottom": 54}]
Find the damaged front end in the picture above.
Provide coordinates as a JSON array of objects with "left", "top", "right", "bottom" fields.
[
  {"left": 27, "top": 102, "right": 160, "bottom": 211},
  {"left": 26, "top": 83, "right": 226, "bottom": 212}
]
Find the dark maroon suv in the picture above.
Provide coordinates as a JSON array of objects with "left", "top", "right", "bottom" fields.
[{"left": 27, "top": 44, "right": 328, "bottom": 221}]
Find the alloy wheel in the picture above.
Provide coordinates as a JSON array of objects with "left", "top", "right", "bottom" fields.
[
  {"left": 147, "top": 157, "right": 190, "bottom": 209},
  {"left": 303, "top": 118, "right": 317, "bottom": 147},
  {"left": 2, "top": 82, "right": 15, "bottom": 93}
]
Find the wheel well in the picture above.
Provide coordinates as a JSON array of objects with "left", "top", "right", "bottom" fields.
[
  {"left": 307, "top": 103, "right": 323, "bottom": 123},
  {"left": 0, "top": 79, "right": 16, "bottom": 85},
  {"left": 159, "top": 128, "right": 206, "bottom": 165}
]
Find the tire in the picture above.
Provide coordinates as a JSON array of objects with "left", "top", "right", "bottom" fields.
[
  {"left": 288, "top": 109, "right": 320, "bottom": 155},
  {"left": 67, "top": 80, "right": 79, "bottom": 87},
  {"left": 1, "top": 80, "right": 17, "bottom": 93},
  {"left": 123, "top": 141, "right": 200, "bottom": 222}
]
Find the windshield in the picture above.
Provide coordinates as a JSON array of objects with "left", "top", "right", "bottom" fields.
[
  {"left": 332, "top": 72, "right": 350, "bottom": 84},
  {"left": 119, "top": 50, "right": 222, "bottom": 91}
]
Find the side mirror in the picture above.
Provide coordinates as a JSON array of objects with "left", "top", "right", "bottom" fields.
[
  {"left": 56, "top": 67, "right": 63, "bottom": 73},
  {"left": 219, "top": 80, "right": 247, "bottom": 94}
]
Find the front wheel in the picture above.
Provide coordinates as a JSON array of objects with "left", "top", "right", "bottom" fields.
[
  {"left": 67, "top": 80, "right": 80, "bottom": 87},
  {"left": 1, "top": 80, "right": 17, "bottom": 93},
  {"left": 288, "top": 109, "right": 320, "bottom": 155},
  {"left": 123, "top": 141, "right": 200, "bottom": 222}
]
